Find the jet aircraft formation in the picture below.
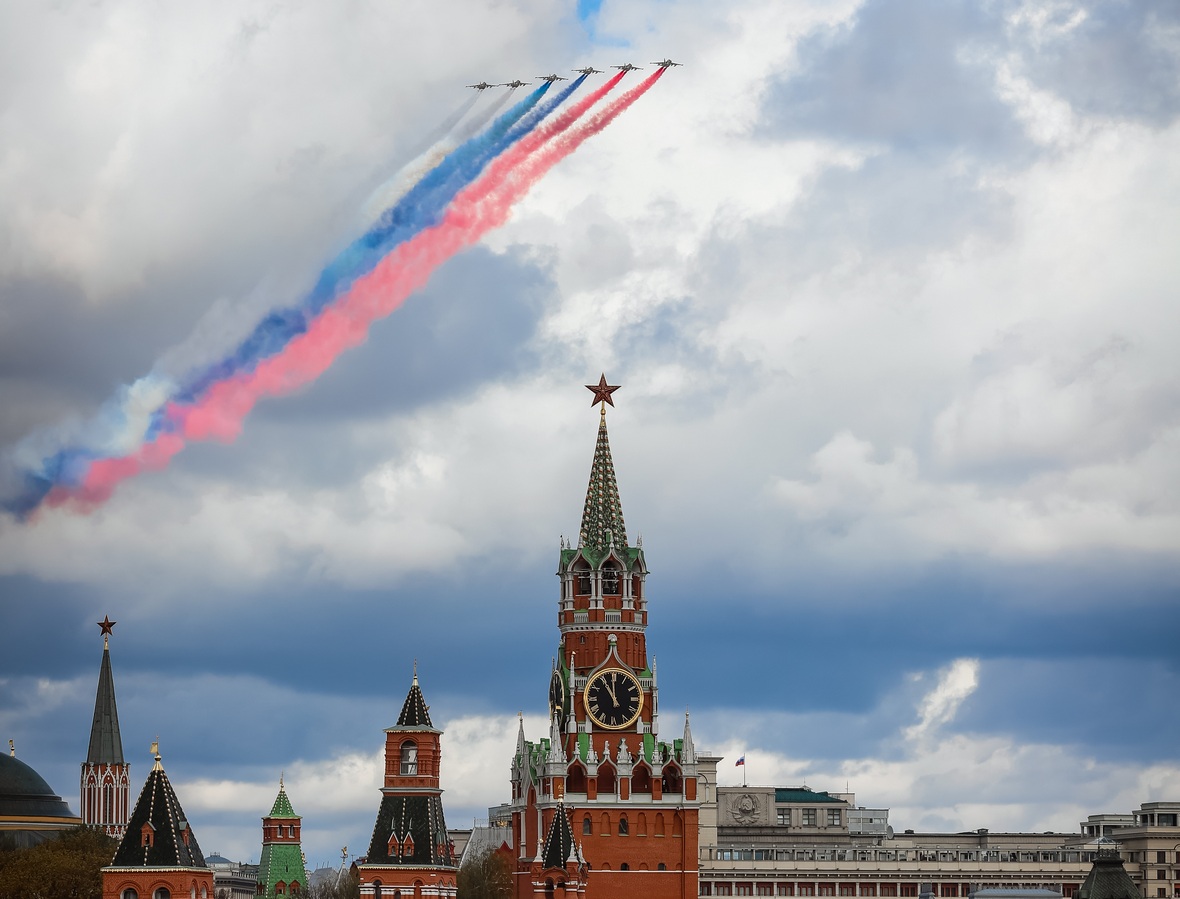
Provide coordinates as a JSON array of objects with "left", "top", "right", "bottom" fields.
[{"left": 466, "top": 60, "right": 680, "bottom": 88}]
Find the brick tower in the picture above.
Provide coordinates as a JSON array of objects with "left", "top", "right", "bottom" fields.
[
  {"left": 102, "top": 741, "right": 213, "bottom": 899},
  {"left": 257, "top": 778, "right": 309, "bottom": 898},
  {"left": 357, "top": 667, "right": 458, "bottom": 899},
  {"left": 509, "top": 378, "right": 701, "bottom": 898},
  {"left": 81, "top": 615, "right": 131, "bottom": 839}
]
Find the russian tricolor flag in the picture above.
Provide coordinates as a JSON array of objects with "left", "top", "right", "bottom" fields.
[{"left": 736, "top": 755, "right": 745, "bottom": 766}]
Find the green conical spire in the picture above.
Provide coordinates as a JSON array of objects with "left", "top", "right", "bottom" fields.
[
  {"left": 579, "top": 405, "right": 628, "bottom": 554},
  {"left": 268, "top": 778, "right": 296, "bottom": 818}
]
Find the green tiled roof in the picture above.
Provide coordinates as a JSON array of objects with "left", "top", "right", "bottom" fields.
[
  {"left": 775, "top": 788, "right": 844, "bottom": 804},
  {"left": 269, "top": 785, "right": 297, "bottom": 819},
  {"left": 258, "top": 842, "right": 307, "bottom": 898},
  {"left": 579, "top": 413, "right": 628, "bottom": 554}
]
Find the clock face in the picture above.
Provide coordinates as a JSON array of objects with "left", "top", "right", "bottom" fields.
[
  {"left": 549, "top": 669, "right": 568, "bottom": 727},
  {"left": 583, "top": 667, "right": 643, "bottom": 730}
]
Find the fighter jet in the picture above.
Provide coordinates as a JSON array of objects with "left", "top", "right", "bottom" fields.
[
  {"left": 501, "top": 79, "right": 529, "bottom": 88},
  {"left": 537, "top": 73, "right": 568, "bottom": 82},
  {"left": 466, "top": 81, "right": 498, "bottom": 90},
  {"left": 612, "top": 63, "right": 644, "bottom": 72},
  {"left": 651, "top": 59, "right": 682, "bottom": 68},
  {"left": 572, "top": 66, "right": 604, "bottom": 75}
]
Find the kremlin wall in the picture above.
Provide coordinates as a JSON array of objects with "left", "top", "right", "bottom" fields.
[{"left": 3, "top": 394, "right": 1177, "bottom": 899}]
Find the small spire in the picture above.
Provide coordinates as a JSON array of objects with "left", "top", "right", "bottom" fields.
[
  {"left": 151, "top": 738, "right": 162, "bottom": 772},
  {"left": 413, "top": 658, "right": 418, "bottom": 686},
  {"left": 8, "top": 739, "right": 13, "bottom": 757}
]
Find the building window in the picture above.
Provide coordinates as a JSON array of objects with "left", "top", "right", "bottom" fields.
[
  {"left": 153, "top": 890, "right": 171, "bottom": 899},
  {"left": 583, "top": 816, "right": 592, "bottom": 835},
  {"left": 828, "top": 809, "right": 841, "bottom": 826},
  {"left": 798, "top": 886, "right": 815, "bottom": 897},
  {"left": 659, "top": 863, "right": 667, "bottom": 871},
  {"left": 819, "top": 885, "right": 835, "bottom": 896},
  {"left": 777, "top": 886, "right": 794, "bottom": 896},
  {"left": 700, "top": 885, "right": 713, "bottom": 897},
  {"left": 621, "top": 864, "right": 630, "bottom": 871},
  {"left": 736, "top": 886, "right": 753, "bottom": 897},
  {"left": 803, "top": 810, "right": 817, "bottom": 827},
  {"left": 1160, "top": 853, "right": 1170, "bottom": 865},
  {"left": 603, "top": 566, "right": 621, "bottom": 593},
  {"left": 400, "top": 741, "right": 418, "bottom": 776},
  {"left": 880, "top": 887, "right": 897, "bottom": 897},
  {"left": 839, "top": 886, "right": 856, "bottom": 896},
  {"left": 577, "top": 570, "right": 591, "bottom": 594},
  {"left": 900, "top": 887, "right": 918, "bottom": 897},
  {"left": 758, "top": 887, "right": 775, "bottom": 896},
  {"left": 122, "top": 891, "right": 139, "bottom": 899},
  {"left": 619, "top": 816, "right": 629, "bottom": 836},
  {"left": 716, "top": 887, "right": 732, "bottom": 897},
  {"left": 777, "top": 810, "right": 791, "bottom": 826},
  {"left": 940, "top": 886, "right": 958, "bottom": 897}
]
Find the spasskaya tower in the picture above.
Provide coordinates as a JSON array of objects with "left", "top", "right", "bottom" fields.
[{"left": 509, "top": 376, "right": 702, "bottom": 899}]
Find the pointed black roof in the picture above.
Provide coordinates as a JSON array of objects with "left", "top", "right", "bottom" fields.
[
  {"left": 110, "top": 760, "right": 206, "bottom": 869},
  {"left": 579, "top": 408, "right": 627, "bottom": 555},
  {"left": 87, "top": 644, "right": 124, "bottom": 765},
  {"left": 364, "top": 794, "right": 455, "bottom": 869},
  {"left": 1078, "top": 845, "right": 1143, "bottom": 899},
  {"left": 396, "top": 673, "right": 434, "bottom": 729},
  {"left": 540, "top": 802, "right": 581, "bottom": 870}
]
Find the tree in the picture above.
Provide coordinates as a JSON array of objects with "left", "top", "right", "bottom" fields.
[
  {"left": 457, "top": 846, "right": 512, "bottom": 899},
  {"left": 0, "top": 826, "right": 118, "bottom": 899}
]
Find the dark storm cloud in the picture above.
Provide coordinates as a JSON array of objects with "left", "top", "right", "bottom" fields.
[
  {"left": 655, "top": 553, "right": 1180, "bottom": 760},
  {"left": 761, "top": 0, "right": 1026, "bottom": 157},
  {"left": 256, "top": 246, "right": 555, "bottom": 424},
  {"left": 1018, "top": 0, "right": 1180, "bottom": 125}
]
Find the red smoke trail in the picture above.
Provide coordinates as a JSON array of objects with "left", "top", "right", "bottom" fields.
[{"left": 51, "top": 68, "right": 664, "bottom": 512}]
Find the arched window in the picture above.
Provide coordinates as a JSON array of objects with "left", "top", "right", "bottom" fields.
[
  {"left": 583, "top": 816, "right": 592, "bottom": 835},
  {"left": 662, "top": 764, "right": 683, "bottom": 794},
  {"left": 545, "top": 879, "right": 555, "bottom": 899},
  {"left": 190, "top": 886, "right": 196, "bottom": 899},
  {"left": 600, "top": 812, "right": 610, "bottom": 834},
  {"left": 575, "top": 563, "right": 591, "bottom": 596},
  {"left": 598, "top": 762, "right": 616, "bottom": 795},
  {"left": 154, "top": 889, "right": 171, "bottom": 899},
  {"left": 631, "top": 764, "right": 652, "bottom": 794},
  {"left": 621, "top": 863, "right": 630, "bottom": 871},
  {"left": 121, "top": 890, "right": 139, "bottom": 899},
  {"left": 372, "top": 880, "right": 382, "bottom": 898},
  {"left": 638, "top": 812, "right": 648, "bottom": 835},
  {"left": 602, "top": 563, "right": 621, "bottom": 594},
  {"left": 567, "top": 763, "right": 587, "bottom": 794},
  {"left": 618, "top": 815, "right": 629, "bottom": 836},
  {"left": 400, "top": 741, "right": 418, "bottom": 776},
  {"left": 275, "top": 883, "right": 286, "bottom": 896},
  {"left": 658, "top": 863, "right": 667, "bottom": 870}
]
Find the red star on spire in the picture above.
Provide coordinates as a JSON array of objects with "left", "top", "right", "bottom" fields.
[
  {"left": 97, "top": 615, "right": 116, "bottom": 636},
  {"left": 586, "top": 373, "right": 621, "bottom": 407}
]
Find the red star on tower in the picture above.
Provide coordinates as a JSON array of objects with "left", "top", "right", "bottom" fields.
[{"left": 586, "top": 373, "right": 621, "bottom": 407}]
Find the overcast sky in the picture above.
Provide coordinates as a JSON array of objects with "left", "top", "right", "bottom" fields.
[{"left": 1, "top": 0, "right": 1178, "bottom": 870}]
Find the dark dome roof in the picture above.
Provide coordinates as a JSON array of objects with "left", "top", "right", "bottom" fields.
[{"left": 0, "top": 754, "right": 79, "bottom": 819}]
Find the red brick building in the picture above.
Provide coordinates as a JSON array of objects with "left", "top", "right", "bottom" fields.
[{"left": 508, "top": 391, "right": 701, "bottom": 898}]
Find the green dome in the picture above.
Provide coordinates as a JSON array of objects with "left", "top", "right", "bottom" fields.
[{"left": 0, "top": 754, "right": 78, "bottom": 819}]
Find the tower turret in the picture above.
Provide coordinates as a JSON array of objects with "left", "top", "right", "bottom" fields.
[
  {"left": 257, "top": 778, "right": 309, "bottom": 899},
  {"left": 81, "top": 615, "right": 130, "bottom": 839},
  {"left": 357, "top": 666, "right": 458, "bottom": 898}
]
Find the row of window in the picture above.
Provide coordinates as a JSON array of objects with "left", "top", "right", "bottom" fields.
[
  {"left": 121, "top": 888, "right": 207, "bottom": 899},
  {"left": 776, "top": 810, "right": 842, "bottom": 827},
  {"left": 580, "top": 811, "right": 684, "bottom": 837},
  {"left": 701, "top": 883, "right": 1080, "bottom": 898},
  {"left": 712, "top": 848, "right": 1097, "bottom": 863}
]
